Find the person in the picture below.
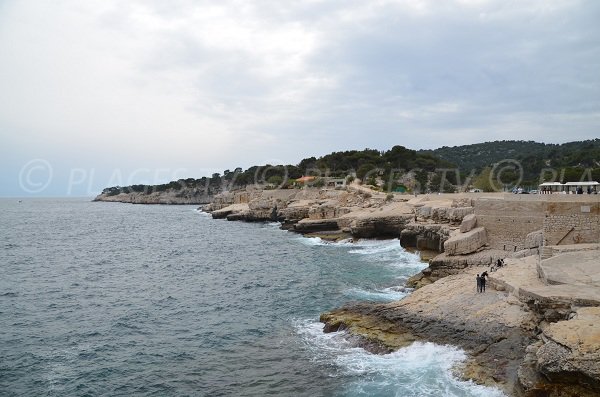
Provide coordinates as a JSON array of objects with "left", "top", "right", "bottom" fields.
[
  {"left": 491, "top": 258, "right": 502, "bottom": 272},
  {"left": 480, "top": 271, "right": 488, "bottom": 293},
  {"left": 476, "top": 274, "right": 482, "bottom": 293}
]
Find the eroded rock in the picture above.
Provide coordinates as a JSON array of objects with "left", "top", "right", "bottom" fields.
[
  {"left": 460, "top": 214, "right": 477, "bottom": 233},
  {"left": 444, "top": 227, "right": 488, "bottom": 255}
]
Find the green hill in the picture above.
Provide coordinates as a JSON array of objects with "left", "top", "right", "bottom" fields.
[
  {"left": 421, "top": 139, "right": 600, "bottom": 186},
  {"left": 99, "top": 139, "right": 600, "bottom": 197}
]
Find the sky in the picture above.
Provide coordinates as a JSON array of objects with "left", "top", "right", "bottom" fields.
[{"left": 1, "top": 0, "right": 599, "bottom": 196}]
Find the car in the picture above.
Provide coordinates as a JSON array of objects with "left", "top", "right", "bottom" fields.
[{"left": 529, "top": 190, "right": 539, "bottom": 194}]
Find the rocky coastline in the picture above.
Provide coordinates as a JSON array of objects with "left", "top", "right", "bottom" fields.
[
  {"left": 202, "top": 185, "right": 600, "bottom": 397},
  {"left": 93, "top": 187, "right": 212, "bottom": 204}
]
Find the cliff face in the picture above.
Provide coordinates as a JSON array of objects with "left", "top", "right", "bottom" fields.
[
  {"left": 204, "top": 186, "right": 419, "bottom": 239},
  {"left": 93, "top": 187, "right": 212, "bottom": 204}
]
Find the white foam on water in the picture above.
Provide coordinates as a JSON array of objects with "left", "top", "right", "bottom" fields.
[
  {"left": 294, "top": 320, "right": 507, "bottom": 397},
  {"left": 347, "top": 239, "right": 403, "bottom": 254},
  {"left": 194, "top": 209, "right": 212, "bottom": 217},
  {"left": 295, "top": 236, "right": 354, "bottom": 247},
  {"left": 296, "top": 236, "right": 327, "bottom": 246},
  {"left": 343, "top": 286, "right": 408, "bottom": 302},
  {"left": 347, "top": 239, "right": 427, "bottom": 273}
]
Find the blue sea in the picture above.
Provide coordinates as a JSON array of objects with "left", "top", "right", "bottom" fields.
[{"left": 0, "top": 198, "right": 505, "bottom": 396}]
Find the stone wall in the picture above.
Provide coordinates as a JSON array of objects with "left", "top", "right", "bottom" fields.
[
  {"left": 473, "top": 196, "right": 600, "bottom": 251},
  {"left": 542, "top": 201, "right": 600, "bottom": 245},
  {"left": 474, "top": 198, "right": 545, "bottom": 251}
]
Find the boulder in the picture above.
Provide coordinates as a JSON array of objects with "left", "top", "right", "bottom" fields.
[
  {"left": 294, "top": 218, "right": 340, "bottom": 233},
  {"left": 414, "top": 205, "right": 473, "bottom": 224},
  {"left": 525, "top": 229, "right": 543, "bottom": 249},
  {"left": 536, "top": 307, "right": 600, "bottom": 391},
  {"left": 460, "top": 214, "right": 477, "bottom": 233},
  {"left": 443, "top": 227, "right": 487, "bottom": 255},
  {"left": 448, "top": 206, "right": 474, "bottom": 222}
]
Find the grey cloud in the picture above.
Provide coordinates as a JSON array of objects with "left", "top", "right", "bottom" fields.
[{"left": 1, "top": 0, "right": 599, "bottom": 196}]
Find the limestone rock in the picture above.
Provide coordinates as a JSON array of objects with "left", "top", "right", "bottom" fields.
[
  {"left": 350, "top": 214, "right": 412, "bottom": 238},
  {"left": 294, "top": 218, "right": 340, "bottom": 233},
  {"left": 321, "top": 271, "right": 536, "bottom": 394},
  {"left": 211, "top": 203, "right": 249, "bottom": 219},
  {"left": 449, "top": 206, "right": 475, "bottom": 222},
  {"left": 426, "top": 249, "right": 507, "bottom": 279},
  {"left": 400, "top": 223, "right": 452, "bottom": 252},
  {"left": 536, "top": 307, "right": 600, "bottom": 390},
  {"left": 444, "top": 227, "right": 487, "bottom": 255},
  {"left": 93, "top": 188, "right": 213, "bottom": 205},
  {"left": 525, "top": 229, "right": 544, "bottom": 249},
  {"left": 460, "top": 214, "right": 477, "bottom": 233},
  {"left": 308, "top": 200, "right": 352, "bottom": 220},
  {"left": 278, "top": 206, "right": 310, "bottom": 222}
]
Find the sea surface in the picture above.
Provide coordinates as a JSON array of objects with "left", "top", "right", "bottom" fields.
[{"left": 0, "top": 198, "right": 505, "bottom": 396}]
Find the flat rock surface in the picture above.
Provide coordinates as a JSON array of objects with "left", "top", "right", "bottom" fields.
[
  {"left": 540, "top": 251, "right": 600, "bottom": 287},
  {"left": 543, "top": 307, "right": 600, "bottom": 355},
  {"left": 490, "top": 254, "right": 600, "bottom": 306}
]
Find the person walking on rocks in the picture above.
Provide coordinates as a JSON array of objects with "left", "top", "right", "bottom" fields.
[{"left": 476, "top": 274, "right": 482, "bottom": 293}]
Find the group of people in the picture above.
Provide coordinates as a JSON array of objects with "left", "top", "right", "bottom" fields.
[
  {"left": 476, "top": 271, "right": 488, "bottom": 293},
  {"left": 477, "top": 258, "right": 509, "bottom": 292},
  {"left": 490, "top": 258, "right": 504, "bottom": 272}
]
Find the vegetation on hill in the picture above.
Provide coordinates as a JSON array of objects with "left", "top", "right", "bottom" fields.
[
  {"left": 100, "top": 140, "right": 600, "bottom": 196},
  {"left": 101, "top": 146, "right": 454, "bottom": 195},
  {"left": 422, "top": 139, "right": 600, "bottom": 189}
]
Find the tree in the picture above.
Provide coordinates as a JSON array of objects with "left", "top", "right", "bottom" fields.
[
  {"left": 357, "top": 163, "right": 376, "bottom": 181},
  {"left": 473, "top": 167, "right": 495, "bottom": 192},
  {"left": 267, "top": 175, "right": 283, "bottom": 186}
]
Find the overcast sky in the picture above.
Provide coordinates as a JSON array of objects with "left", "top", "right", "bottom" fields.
[{"left": 1, "top": 0, "right": 599, "bottom": 196}]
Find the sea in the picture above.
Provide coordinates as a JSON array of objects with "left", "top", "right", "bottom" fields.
[{"left": 0, "top": 198, "right": 506, "bottom": 396}]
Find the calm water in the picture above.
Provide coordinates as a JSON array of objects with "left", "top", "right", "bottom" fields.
[{"left": 0, "top": 198, "right": 505, "bottom": 396}]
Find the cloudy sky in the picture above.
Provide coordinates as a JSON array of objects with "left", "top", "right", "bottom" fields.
[{"left": 1, "top": 0, "right": 599, "bottom": 196}]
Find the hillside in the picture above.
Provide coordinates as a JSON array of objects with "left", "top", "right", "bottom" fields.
[
  {"left": 422, "top": 139, "right": 600, "bottom": 185},
  {"left": 95, "top": 146, "right": 454, "bottom": 202},
  {"left": 95, "top": 140, "right": 600, "bottom": 202}
]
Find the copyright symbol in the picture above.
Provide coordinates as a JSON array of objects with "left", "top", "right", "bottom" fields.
[
  {"left": 489, "top": 159, "right": 522, "bottom": 192},
  {"left": 19, "top": 159, "right": 53, "bottom": 193}
]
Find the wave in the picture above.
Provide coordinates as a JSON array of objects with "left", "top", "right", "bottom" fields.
[
  {"left": 343, "top": 286, "right": 408, "bottom": 302},
  {"left": 295, "top": 320, "right": 506, "bottom": 397},
  {"left": 295, "top": 236, "right": 353, "bottom": 246},
  {"left": 263, "top": 221, "right": 283, "bottom": 229},
  {"left": 193, "top": 209, "right": 212, "bottom": 216}
]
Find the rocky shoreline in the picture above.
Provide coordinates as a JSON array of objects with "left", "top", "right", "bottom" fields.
[
  {"left": 200, "top": 185, "right": 600, "bottom": 397},
  {"left": 93, "top": 187, "right": 212, "bottom": 204}
]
